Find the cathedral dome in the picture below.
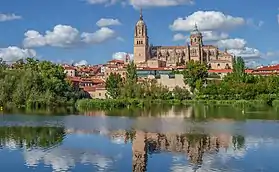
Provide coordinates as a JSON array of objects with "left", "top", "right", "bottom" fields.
[
  {"left": 191, "top": 23, "right": 202, "bottom": 35},
  {"left": 136, "top": 9, "right": 146, "bottom": 26},
  {"left": 136, "top": 19, "right": 145, "bottom": 26}
]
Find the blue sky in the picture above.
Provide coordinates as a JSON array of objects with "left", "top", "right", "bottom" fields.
[{"left": 0, "top": 0, "right": 279, "bottom": 67}]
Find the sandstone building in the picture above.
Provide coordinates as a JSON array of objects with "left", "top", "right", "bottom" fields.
[{"left": 133, "top": 10, "right": 233, "bottom": 69}]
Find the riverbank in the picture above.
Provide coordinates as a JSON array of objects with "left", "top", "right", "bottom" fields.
[{"left": 76, "top": 98, "right": 279, "bottom": 111}]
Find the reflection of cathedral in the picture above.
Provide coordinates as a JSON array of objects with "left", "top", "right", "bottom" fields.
[
  {"left": 112, "top": 130, "right": 244, "bottom": 172},
  {"left": 134, "top": 10, "right": 233, "bottom": 69}
]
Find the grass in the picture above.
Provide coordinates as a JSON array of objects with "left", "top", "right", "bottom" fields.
[{"left": 76, "top": 98, "right": 279, "bottom": 111}]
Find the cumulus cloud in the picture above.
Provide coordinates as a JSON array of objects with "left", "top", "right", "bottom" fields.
[
  {"left": 170, "top": 11, "right": 245, "bottom": 32},
  {"left": 81, "top": 27, "right": 117, "bottom": 44},
  {"left": 0, "top": 46, "right": 36, "bottom": 62},
  {"left": 202, "top": 31, "right": 229, "bottom": 42},
  {"left": 217, "top": 38, "right": 247, "bottom": 50},
  {"left": 0, "top": 13, "right": 22, "bottom": 22},
  {"left": 23, "top": 25, "right": 118, "bottom": 48},
  {"left": 74, "top": 60, "right": 88, "bottom": 66},
  {"left": 173, "top": 33, "right": 187, "bottom": 41},
  {"left": 96, "top": 18, "right": 121, "bottom": 27},
  {"left": 23, "top": 25, "right": 80, "bottom": 48},
  {"left": 173, "top": 31, "right": 228, "bottom": 42},
  {"left": 228, "top": 47, "right": 261, "bottom": 59},
  {"left": 112, "top": 52, "right": 134, "bottom": 60}
]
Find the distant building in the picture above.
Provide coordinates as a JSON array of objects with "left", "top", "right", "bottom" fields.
[{"left": 133, "top": 10, "right": 233, "bottom": 69}]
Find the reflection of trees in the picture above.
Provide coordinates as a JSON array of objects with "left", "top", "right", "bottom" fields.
[
  {"left": 232, "top": 135, "right": 245, "bottom": 150},
  {"left": 0, "top": 127, "right": 65, "bottom": 149}
]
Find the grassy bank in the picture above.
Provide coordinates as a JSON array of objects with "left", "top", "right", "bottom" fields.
[{"left": 76, "top": 98, "right": 279, "bottom": 111}]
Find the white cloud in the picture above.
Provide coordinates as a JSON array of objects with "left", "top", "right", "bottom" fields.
[
  {"left": 86, "top": 0, "right": 108, "bottom": 4},
  {"left": 173, "top": 31, "right": 228, "bottom": 42},
  {"left": 246, "top": 19, "right": 264, "bottom": 28},
  {"left": 266, "top": 51, "right": 279, "bottom": 57},
  {"left": 96, "top": 18, "right": 121, "bottom": 27},
  {"left": 81, "top": 27, "right": 117, "bottom": 44},
  {"left": 228, "top": 47, "right": 261, "bottom": 59},
  {"left": 23, "top": 25, "right": 80, "bottom": 48},
  {"left": 277, "top": 14, "right": 279, "bottom": 24},
  {"left": 170, "top": 11, "right": 245, "bottom": 32},
  {"left": 129, "top": 0, "right": 194, "bottom": 8},
  {"left": 202, "top": 31, "right": 229, "bottom": 41},
  {"left": 74, "top": 60, "right": 88, "bottom": 66},
  {"left": 112, "top": 52, "right": 134, "bottom": 60},
  {"left": 217, "top": 38, "right": 247, "bottom": 49},
  {"left": 0, "top": 46, "right": 36, "bottom": 62},
  {"left": 23, "top": 25, "right": 118, "bottom": 48},
  {"left": 0, "top": 13, "right": 21, "bottom": 22},
  {"left": 86, "top": 0, "right": 194, "bottom": 8},
  {"left": 173, "top": 33, "right": 187, "bottom": 41}
]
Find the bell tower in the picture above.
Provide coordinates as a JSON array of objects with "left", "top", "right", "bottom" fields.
[
  {"left": 189, "top": 24, "right": 203, "bottom": 62},
  {"left": 134, "top": 9, "right": 149, "bottom": 64}
]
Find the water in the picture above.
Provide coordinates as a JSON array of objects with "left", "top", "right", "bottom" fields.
[{"left": 0, "top": 105, "right": 279, "bottom": 172}]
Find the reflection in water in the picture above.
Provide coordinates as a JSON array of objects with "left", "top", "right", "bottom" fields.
[
  {"left": 0, "top": 126, "right": 249, "bottom": 172},
  {"left": 0, "top": 126, "right": 65, "bottom": 149},
  {"left": 0, "top": 106, "right": 279, "bottom": 172}
]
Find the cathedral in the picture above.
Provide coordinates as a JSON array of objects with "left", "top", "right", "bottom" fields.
[{"left": 133, "top": 10, "right": 233, "bottom": 70}]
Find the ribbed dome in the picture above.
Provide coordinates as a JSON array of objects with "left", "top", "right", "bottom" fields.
[
  {"left": 191, "top": 23, "right": 201, "bottom": 35},
  {"left": 136, "top": 19, "right": 145, "bottom": 26}
]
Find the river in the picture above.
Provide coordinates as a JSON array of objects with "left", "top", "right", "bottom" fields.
[{"left": 0, "top": 105, "right": 279, "bottom": 172}]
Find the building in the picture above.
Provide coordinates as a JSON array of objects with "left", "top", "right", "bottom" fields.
[
  {"left": 252, "top": 64, "right": 279, "bottom": 75},
  {"left": 133, "top": 10, "right": 233, "bottom": 69}
]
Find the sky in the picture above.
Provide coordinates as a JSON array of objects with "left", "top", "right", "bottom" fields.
[{"left": 0, "top": 0, "right": 279, "bottom": 67}]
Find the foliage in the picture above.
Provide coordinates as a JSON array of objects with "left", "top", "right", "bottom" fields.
[
  {"left": 198, "top": 57, "right": 279, "bottom": 105},
  {"left": 172, "top": 86, "right": 191, "bottom": 100},
  {"left": 0, "top": 58, "right": 86, "bottom": 109},
  {"left": 183, "top": 60, "right": 208, "bottom": 93},
  {"left": 105, "top": 73, "right": 123, "bottom": 99}
]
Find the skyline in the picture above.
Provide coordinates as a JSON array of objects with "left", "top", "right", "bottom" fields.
[{"left": 0, "top": 0, "right": 279, "bottom": 67}]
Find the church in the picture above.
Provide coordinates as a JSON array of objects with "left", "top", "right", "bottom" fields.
[{"left": 133, "top": 10, "right": 233, "bottom": 70}]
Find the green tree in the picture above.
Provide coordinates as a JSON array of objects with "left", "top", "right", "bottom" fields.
[
  {"left": 106, "top": 73, "right": 123, "bottom": 99},
  {"left": 126, "top": 61, "right": 138, "bottom": 83},
  {"left": 183, "top": 60, "right": 208, "bottom": 93}
]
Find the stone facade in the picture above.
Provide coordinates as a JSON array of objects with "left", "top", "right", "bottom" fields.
[{"left": 133, "top": 11, "right": 233, "bottom": 69}]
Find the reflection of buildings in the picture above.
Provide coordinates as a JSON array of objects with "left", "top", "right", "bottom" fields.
[{"left": 129, "top": 131, "right": 238, "bottom": 172}]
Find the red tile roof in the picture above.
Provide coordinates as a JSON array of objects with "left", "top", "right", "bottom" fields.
[
  {"left": 254, "top": 64, "right": 279, "bottom": 71},
  {"left": 64, "top": 66, "right": 76, "bottom": 70},
  {"left": 107, "top": 59, "right": 125, "bottom": 64}
]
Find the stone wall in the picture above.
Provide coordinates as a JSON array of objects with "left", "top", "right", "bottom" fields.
[{"left": 156, "top": 74, "right": 190, "bottom": 91}]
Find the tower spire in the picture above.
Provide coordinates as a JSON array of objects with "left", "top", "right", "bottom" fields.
[{"left": 140, "top": 8, "right": 143, "bottom": 20}]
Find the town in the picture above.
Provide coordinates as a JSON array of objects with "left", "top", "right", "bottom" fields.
[{"left": 63, "top": 10, "right": 278, "bottom": 99}]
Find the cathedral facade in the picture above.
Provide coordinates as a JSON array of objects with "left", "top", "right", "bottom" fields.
[{"left": 133, "top": 11, "right": 233, "bottom": 70}]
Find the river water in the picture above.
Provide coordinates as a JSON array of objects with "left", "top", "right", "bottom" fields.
[{"left": 0, "top": 105, "right": 279, "bottom": 172}]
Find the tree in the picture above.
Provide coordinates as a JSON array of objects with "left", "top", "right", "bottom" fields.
[
  {"left": 126, "top": 61, "right": 138, "bottom": 83},
  {"left": 0, "top": 58, "right": 85, "bottom": 108},
  {"left": 105, "top": 73, "right": 123, "bottom": 99},
  {"left": 122, "top": 61, "right": 138, "bottom": 98},
  {"left": 183, "top": 60, "right": 208, "bottom": 93}
]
